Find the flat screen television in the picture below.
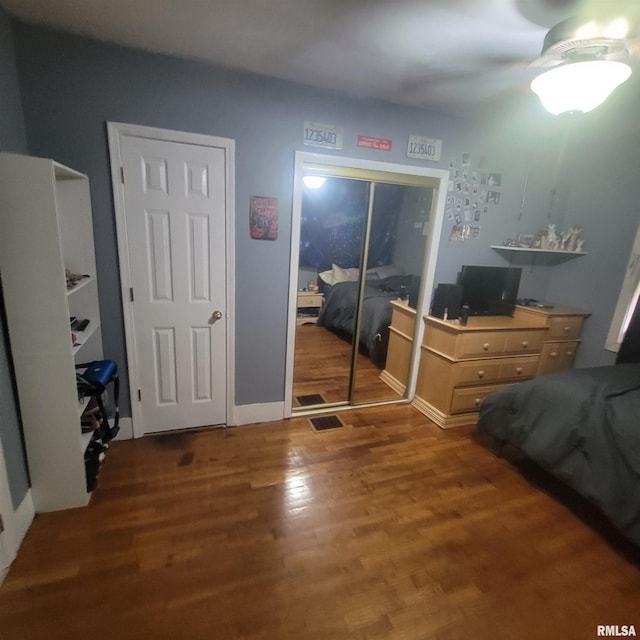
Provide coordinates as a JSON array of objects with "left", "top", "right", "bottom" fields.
[{"left": 458, "top": 265, "right": 522, "bottom": 317}]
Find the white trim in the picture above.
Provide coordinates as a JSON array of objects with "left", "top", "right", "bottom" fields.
[
  {"left": 107, "top": 123, "right": 236, "bottom": 437},
  {"left": 0, "top": 490, "right": 35, "bottom": 584},
  {"left": 290, "top": 398, "right": 412, "bottom": 419},
  {"left": 605, "top": 224, "right": 640, "bottom": 352},
  {"left": 284, "top": 152, "right": 448, "bottom": 417},
  {"left": 231, "top": 402, "right": 285, "bottom": 426}
]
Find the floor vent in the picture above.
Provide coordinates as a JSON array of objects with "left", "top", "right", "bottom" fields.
[
  {"left": 309, "top": 415, "right": 343, "bottom": 432},
  {"left": 296, "top": 393, "right": 326, "bottom": 406}
]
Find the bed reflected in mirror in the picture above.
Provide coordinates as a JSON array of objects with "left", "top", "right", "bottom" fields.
[{"left": 292, "top": 169, "right": 435, "bottom": 411}]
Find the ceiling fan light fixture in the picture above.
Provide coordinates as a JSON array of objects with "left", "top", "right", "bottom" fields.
[
  {"left": 530, "top": 59, "right": 632, "bottom": 115},
  {"left": 603, "top": 17, "right": 629, "bottom": 40}
]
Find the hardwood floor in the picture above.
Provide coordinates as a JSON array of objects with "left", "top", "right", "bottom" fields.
[
  {"left": 292, "top": 324, "right": 402, "bottom": 406},
  {"left": 1, "top": 404, "right": 639, "bottom": 639}
]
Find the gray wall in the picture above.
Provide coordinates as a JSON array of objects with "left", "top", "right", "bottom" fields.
[
  {"left": 13, "top": 21, "right": 616, "bottom": 416},
  {"left": 546, "top": 115, "right": 640, "bottom": 367},
  {"left": 0, "top": 8, "right": 30, "bottom": 508}
]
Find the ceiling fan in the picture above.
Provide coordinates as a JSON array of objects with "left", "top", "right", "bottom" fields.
[{"left": 528, "top": 10, "right": 639, "bottom": 114}]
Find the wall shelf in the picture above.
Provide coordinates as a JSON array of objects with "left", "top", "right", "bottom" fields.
[{"left": 490, "top": 245, "right": 587, "bottom": 266}]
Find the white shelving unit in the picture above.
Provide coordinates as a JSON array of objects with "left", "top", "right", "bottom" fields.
[{"left": 0, "top": 152, "right": 104, "bottom": 512}]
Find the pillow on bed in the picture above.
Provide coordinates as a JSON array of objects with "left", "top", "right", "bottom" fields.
[
  {"left": 365, "top": 268, "right": 380, "bottom": 280},
  {"left": 318, "top": 268, "right": 335, "bottom": 286},
  {"left": 372, "top": 264, "right": 404, "bottom": 279},
  {"left": 332, "top": 264, "right": 360, "bottom": 283}
]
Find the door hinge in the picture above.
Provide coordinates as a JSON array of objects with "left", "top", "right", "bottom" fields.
[
  {"left": 0, "top": 513, "right": 4, "bottom": 534},
  {"left": 138, "top": 389, "right": 142, "bottom": 402},
  {"left": 129, "top": 287, "right": 134, "bottom": 302},
  {"left": 120, "top": 166, "right": 125, "bottom": 184}
]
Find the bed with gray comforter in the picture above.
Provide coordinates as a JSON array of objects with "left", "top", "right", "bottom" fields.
[
  {"left": 317, "top": 276, "right": 414, "bottom": 365},
  {"left": 477, "top": 364, "right": 640, "bottom": 546}
]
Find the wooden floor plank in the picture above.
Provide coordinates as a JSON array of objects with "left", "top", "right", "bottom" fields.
[
  {"left": 293, "top": 324, "right": 402, "bottom": 406},
  {"left": 1, "top": 404, "right": 639, "bottom": 639}
]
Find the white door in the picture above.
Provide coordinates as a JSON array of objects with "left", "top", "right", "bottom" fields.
[{"left": 120, "top": 135, "right": 228, "bottom": 433}]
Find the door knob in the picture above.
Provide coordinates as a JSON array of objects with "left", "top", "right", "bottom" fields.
[{"left": 209, "top": 310, "right": 223, "bottom": 324}]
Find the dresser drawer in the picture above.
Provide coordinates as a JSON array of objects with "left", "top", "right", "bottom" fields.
[
  {"left": 297, "top": 293, "right": 323, "bottom": 308},
  {"left": 390, "top": 304, "right": 416, "bottom": 336},
  {"left": 452, "top": 355, "right": 539, "bottom": 386},
  {"left": 499, "top": 356, "right": 538, "bottom": 380},
  {"left": 458, "top": 329, "right": 545, "bottom": 359},
  {"left": 539, "top": 341, "right": 580, "bottom": 375},
  {"left": 452, "top": 359, "right": 503, "bottom": 386},
  {"left": 503, "top": 331, "right": 544, "bottom": 354},
  {"left": 450, "top": 383, "right": 508, "bottom": 414},
  {"left": 458, "top": 332, "right": 506, "bottom": 358},
  {"left": 548, "top": 316, "right": 583, "bottom": 340}
]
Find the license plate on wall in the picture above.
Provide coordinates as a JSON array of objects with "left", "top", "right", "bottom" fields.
[{"left": 303, "top": 121, "right": 344, "bottom": 149}]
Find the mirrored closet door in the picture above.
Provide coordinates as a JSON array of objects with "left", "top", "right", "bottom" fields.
[{"left": 288, "top": 156, "right": 442, "bottom": 413}]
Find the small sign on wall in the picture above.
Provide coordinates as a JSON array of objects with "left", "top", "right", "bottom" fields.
[
  {"left": 357, "top": 135, "right": 392, "bottom": 151},
  {"left": 250, "top": 196, "right": 278, "bottom": 241},
  {"left": 303, "top": 121, "right": 344, "bottom": 149},
  {"left": 407, "top": 134, "right": 443, "bottom": 162}
]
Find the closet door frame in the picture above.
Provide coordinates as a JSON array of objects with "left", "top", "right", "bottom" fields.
[{"left": 284, "top": 152, "right": 449, "bottom": 417}]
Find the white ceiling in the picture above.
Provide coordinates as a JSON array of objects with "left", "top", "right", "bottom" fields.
[{"left": 2, "top": 0, "right": 635, "bottom": 116}]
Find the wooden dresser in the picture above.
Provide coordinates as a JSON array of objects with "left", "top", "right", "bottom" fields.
[
  {"left": 380, "top": 301, "right": 416, "bottom": 395},
  {"left": 412, "top": 304, "right": 589, "bottom": 428},
  {"left": 513, "top": 305, "right": 591, "bottom": 376}
]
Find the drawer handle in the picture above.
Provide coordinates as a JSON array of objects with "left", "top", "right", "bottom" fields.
[
  {"left": 477, "top": 370, "right": 485, "bottom": 379},
  {"left": 474, "top": 398, "right": 481, "bottom": 407},
  {"left": 516, "top": 367, "right": 523, "bottom": 374},
  {"left": 566, "top": 351, "right": 574, "bottom": 357},
  {"left": 564, "top": 326, "right": 571, "bottom": 333},
  {"left": 550, "top": 351, "right": 558, "bottom": 358},
  {"left": 521, "top": 340, "right": 529, "bottom": 348},
  {"left": 483, "top": 342, "right": 490, "bottom": 351}
]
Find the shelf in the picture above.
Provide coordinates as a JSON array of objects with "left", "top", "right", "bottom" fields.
[
  {"left": 491, "top": 245, "right": 587, "bottom": 267},
  {"left": 72, "top": 318, "right": 101, "bottom": 356},
  {"left": 66, "top": 275, "right": 93, "bottom": 296},
  {"left": 490, "top": 245, "right": 587, "bottom": 256},
  {"left": 0, "top": 153, "right": 102, "bottom": 512}
]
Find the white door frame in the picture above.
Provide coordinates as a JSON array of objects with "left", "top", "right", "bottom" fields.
[
  {"left": 284, "top": 151, "right": 449, "bottom": 418},
  {"left": 107, "top": 122, "right": 236, "bottom": 437}
]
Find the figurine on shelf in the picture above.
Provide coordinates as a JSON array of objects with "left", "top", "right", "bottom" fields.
[
  {"left": 542, "top": 223, "right": 558, "bottom": 250},
  {"left": 559, "top": 230, "right": 569, "bottom": 251},
  {"left": 576, "top": 238, "right": 585, "bottom": 253},
  {"left": 567, "top": 226, "right": 582, "bottom": 252}
]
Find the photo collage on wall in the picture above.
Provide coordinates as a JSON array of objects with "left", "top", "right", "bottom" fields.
[{"left": 446, "top": 152, "right": 502, "bottom": 243}]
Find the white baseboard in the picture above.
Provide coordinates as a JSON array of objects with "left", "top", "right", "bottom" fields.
[
  {"left": 113, "top": 409, "right": 284, "bottom": 434},
  {"left": 1, "top": 489, "right": 35, "bottom": 584},
  {"left": 230, "top": 402, "right": 285, "bottom": 426}
]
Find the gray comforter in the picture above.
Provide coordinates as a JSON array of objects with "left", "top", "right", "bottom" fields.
[
  {"left": 317, "top": 277, "right": 410, "bottom": 359},
  {"left": 477, "top": 364, "right": 640, "bottom": 546}
]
